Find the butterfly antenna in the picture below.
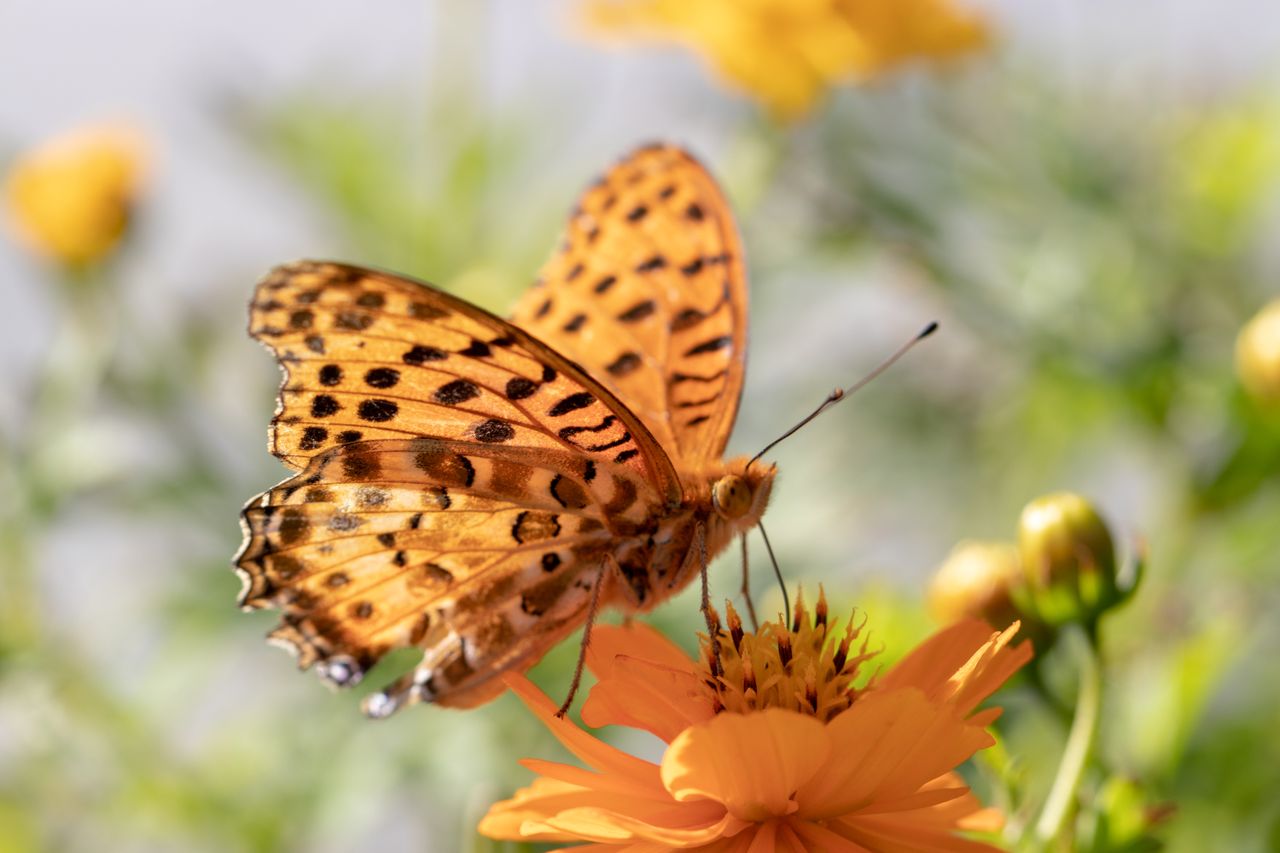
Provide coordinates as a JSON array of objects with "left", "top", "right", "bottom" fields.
[
  {"left": 757, "top": 521, "right": 789, "bottom": 622},
  {"left": 749, "top": 322, "right": 938, "bottom": 467}
]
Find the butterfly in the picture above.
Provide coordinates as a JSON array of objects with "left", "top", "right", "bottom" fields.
[{"left": 235, "top": 143, "right": 776, "bottom": 717}]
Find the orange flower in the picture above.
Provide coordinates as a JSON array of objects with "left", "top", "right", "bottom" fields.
[
  {"left": 581, "top": 0, "right": 988, "bottom": 119},
  {"left": 479, "top": 594, "right": 1032, "bottom": 851}
]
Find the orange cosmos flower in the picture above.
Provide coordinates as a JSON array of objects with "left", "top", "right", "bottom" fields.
[
  {"left": 479, "top": 592, "right": 1032, "bottom": 851},
  {"left": 582, "top": 0, "right": 988, "bottom": 119}
]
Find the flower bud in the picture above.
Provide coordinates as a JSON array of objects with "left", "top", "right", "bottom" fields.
[
  {"left": 4, "top": 124, "right": 146, "bottom": 267},
  {"left": 1236, "top": 300, "right": 1280, "bottom": 403},
  {"left": 1018, "top": 492, "right": 1119, "bottom": 627},
  {"left": 927, "top": 540, "right": 1021, "bottom": 627}
]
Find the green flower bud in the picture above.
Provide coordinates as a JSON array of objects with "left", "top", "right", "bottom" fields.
[
  {"left": 928, "top": 540, "right": 1022, "bottom": 628},
  {"left": 1017, "top": 492, "right": 1120, "bottom": 628}
]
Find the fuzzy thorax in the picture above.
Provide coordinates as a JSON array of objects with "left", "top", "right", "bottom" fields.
[{"left": 695, "top": 455, "right": 776, "bottom": 561}]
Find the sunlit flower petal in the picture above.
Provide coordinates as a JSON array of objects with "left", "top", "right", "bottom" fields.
[{"left": 663, "top": 708, "right": 828, "bottom": 820}]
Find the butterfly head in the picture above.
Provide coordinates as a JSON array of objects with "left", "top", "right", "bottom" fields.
[{"left": 710, "top": 457, "right": 776, "bottom": 529}]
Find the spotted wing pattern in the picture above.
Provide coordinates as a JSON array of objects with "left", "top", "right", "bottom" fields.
[
  {"left": 510, "top": 144, "right": 748, "bottom": 470},
  {"left": 236, "top": 438, "right": 654, "bottom": 713},
  {"left": 248, "top": 260, "right": 681, "bottom": 505},
  {"left": 240, "top": 261, "right": 690, "bottom": 712}
]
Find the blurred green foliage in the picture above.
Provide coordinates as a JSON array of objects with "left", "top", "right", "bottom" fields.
[{"left": 2, "top": 18, "right": 1279, "bottom": 853}]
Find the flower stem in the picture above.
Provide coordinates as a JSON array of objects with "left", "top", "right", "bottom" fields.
[{"left": 1034, "top": 624, "right": 1101, "bottom": 845}]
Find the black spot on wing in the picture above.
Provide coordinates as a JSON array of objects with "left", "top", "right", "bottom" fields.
[
  {"left": 459, "top": 339, "right": 491, "bottom": 358},
  {"left": 358, "top": 399, "right": 398, "bottom": 422},
  {"left": 618, "top": 301, "right": 656, "bottom": 323},
  {"left": 311, "top": 395, "right": 340, "bottom": 417},
  {"left": 505, "top": 377, "right": 537, "bottom": 400},
  {"left": 548, "top": 392, "right": 595, "bottom": 417},
  {"left": 606, "top": 352, "right": 641, "bottom": 376},
  {"left": 318, "top": 364, "right": 343, "bottom": 386},
  {"left": 434, "top": 380, "right": 480, "bottom": 405},
  {"left": 474, "top": 419, "right": 516, "bottom": 443},
  {"left": 364, "top": 368, "right": 399, "bottom": 389},
  {"left": 403, "top": 345, "right": 447, "bottom": 365},
  {"left": 685, "top": 336, "right": 732, "bottom": 356},
  {"left": 299, "top": 426, "right": 328, "bottom": 450}
]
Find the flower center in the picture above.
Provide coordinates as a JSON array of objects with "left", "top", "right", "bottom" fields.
[{"left": 699, "top": 590, "right": 878, "bottom": 721}]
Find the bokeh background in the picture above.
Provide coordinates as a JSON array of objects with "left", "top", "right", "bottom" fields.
[{"left": 3, "top": 1, "right": 1279, "bottom": 851}]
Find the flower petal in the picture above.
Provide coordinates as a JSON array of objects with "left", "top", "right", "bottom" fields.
[
  {"left": 795, "top": 689, "right": 991, "bottom": 819},
  {"left": 542, "top": 805, "right": 746, "bottom": 847},
  {"left": 504, "top": 673, "right": 663, "bottom": 784},
  {"left": 787, "top": 818, "right": 876, "bottom": 852},
  {"left": 662, "top": 708, "right": 830, "bottom": 822},
  {"left": 832, "top": 811, "right": 1005, "bottom": 853},
  {"left": 583, "top": 653, "right": 716, "bottom": 742},
  {"left": 588, "top": 623, "right": 700, "bottom": 677},
  {"left": 520, "top": 758, "right": 670, "bottom": 801},
  {"left": 877, "top": 621, "right": 1031, "bottom": 715},
  {"left": 479, "top": 776, "right": 594, "bottom": 841}
]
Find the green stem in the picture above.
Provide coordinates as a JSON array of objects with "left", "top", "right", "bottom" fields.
[{"left": 1034, "top": 624, "right": 1102, "bottom": 845}]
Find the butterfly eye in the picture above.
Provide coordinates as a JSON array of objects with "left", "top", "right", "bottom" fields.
[{"left": 712, "top": 475, "right": 752, "bottom": 520}]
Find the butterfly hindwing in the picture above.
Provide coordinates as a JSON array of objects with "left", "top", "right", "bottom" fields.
[
  {"left": 510, "top": 144, "right": 749, "bottom": 468},
  {"left": 236, "top": 438, "right": 654, "bottom": 712}
]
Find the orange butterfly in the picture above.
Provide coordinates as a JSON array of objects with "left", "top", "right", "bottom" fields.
[{"left": 235, "top": 143, "right": 774, "bottom": 717}]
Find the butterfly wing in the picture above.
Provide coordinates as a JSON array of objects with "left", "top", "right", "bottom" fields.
[
  {"left": 236, "top": 437, "right": 655, "bottom": 714},
  {"left": 248, "top": 260, "right": 680, "bottom": 505},
  {"left": 509, "top": 144, "right": 749, "bottom": 468},
  {"left": 240, "top": 261, "right": 684, "bottom": 712}
]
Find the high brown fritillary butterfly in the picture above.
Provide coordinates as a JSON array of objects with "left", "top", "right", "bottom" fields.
[{"left": 235, "top": 143, "right": 775, "bottom": 716}]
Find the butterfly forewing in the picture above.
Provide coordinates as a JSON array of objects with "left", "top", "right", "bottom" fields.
[
  {"left": 249, "top": 260, "right": 680, "bottom": 503},
  {"left": 510, "top": 144, "right": 748, "bottom": 468}
]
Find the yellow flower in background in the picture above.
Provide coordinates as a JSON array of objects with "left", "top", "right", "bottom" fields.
[
  {"left": 4, "top": 123, "right": 147, "bottom": 266},
  {"left": 582, "top": 0, "right": 988, "bottom": 119},
  {"left": 929, "top": 540, "right": 1022, "bottom": 628},
  {"left": 480, "top": 594, "right": 1031, "bottom": 850},
  {"left": 1236, "top": 300, "right": 1280, "bottom": 404}
]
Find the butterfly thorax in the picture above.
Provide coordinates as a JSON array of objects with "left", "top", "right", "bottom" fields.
[{"left": 615, "top": 456, "right": 776, "bottom": 612}]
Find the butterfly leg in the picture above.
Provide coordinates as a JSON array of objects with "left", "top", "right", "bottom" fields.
[
  {"left": 739, "top": 535, "right": 759, "bottom": 632},
  {"left": 694, "top": 524, "right": 724, "bottom": 679},
  {"left": 556, "top": 561, "right": 608, "bottom": 719}
]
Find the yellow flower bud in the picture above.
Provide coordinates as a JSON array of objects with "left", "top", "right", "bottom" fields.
[
  {"left": 928, "top": 540, "right": 1021, "bottom": 627},
  {"left": 1236, "top": 300, "right": 1280, "bottom": 403},
  {"left": 4, "top": 124, "right": 147, "bottom": 267},
  {"left": 1018, "top": 492, "right": 1119, "bottom": 627}
]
